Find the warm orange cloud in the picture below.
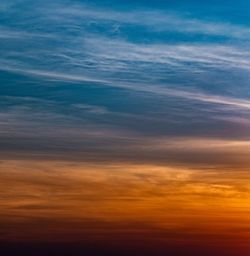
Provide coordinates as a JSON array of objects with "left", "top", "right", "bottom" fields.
[{"left": 0, "top": 159, "right": 249, "bottom": 254}]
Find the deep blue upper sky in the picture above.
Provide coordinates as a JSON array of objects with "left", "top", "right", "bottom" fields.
[{"left": 0, "top": 0, "right": 250, "bottom": 166}]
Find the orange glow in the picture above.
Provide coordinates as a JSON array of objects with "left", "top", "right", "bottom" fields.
[{"left": 0, "top": 160, "right": 249, "bottom": 253}]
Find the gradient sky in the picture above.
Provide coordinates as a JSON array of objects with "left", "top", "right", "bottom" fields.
[{"left": 0, "top": 1, "right": 250, "bottom": 255}]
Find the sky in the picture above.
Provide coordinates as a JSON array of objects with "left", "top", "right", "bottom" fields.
[{"left": 0, "top": 1, "right": 250, "bottom": 255}]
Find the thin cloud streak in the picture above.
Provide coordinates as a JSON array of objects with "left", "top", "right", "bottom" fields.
[
  {"left": 2, "top": 65, "right": 250, "bottom": 111},
  {"left": 51, "top": 3, "right": 250, "bottom": 40}
]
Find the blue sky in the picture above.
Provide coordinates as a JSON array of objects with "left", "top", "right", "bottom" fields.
[{"left": 0, "top": 0, "right": 250, "bottom": 167}]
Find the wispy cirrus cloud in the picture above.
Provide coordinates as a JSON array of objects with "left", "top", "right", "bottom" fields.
[
  {"left": 1, "top": 64, "right": 250, "bottom": 111},
  {"left": 1, "top": 0, "right": 250, "bottom": 167},
  {"left": 49, "top": 3, "right": 250, "bottom": 40},
  {"left": 83, "top": 37, "right": 250, "bottom": 71}
]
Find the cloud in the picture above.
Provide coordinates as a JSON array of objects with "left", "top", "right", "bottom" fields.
[
  {"left": 0, "top": 0, "right": 250, "bottom": 169},
  {"left": 0, "top": 27, "right": 55, "bottom": 39},
  {"left": 0, "top": 66, "right": 107, "bottom": 84},
  {"left": 72, "top": 104, "right": 109, "bottom": 114},
  {"left": 50, "top": 3, "right": 250, "bottom": 40},
  {"left": 82, "top": 37, "right": 250, "bottom": 71},
  {"left": 0, "top": 106, "right": 249, "bottom": 169},
  {"left": 2, "top": 64, "right": 250, "bottom": 111},
  {"left": 1, "top": 1, "right": 250, "bottom": 117},
  {"left": 0, "top": 159, "right": 249, "bottom": 245}
]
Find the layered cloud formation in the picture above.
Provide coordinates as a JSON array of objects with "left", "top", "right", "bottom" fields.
[{"left": 0, "top": 1, "right": 250, "bottom": 255}]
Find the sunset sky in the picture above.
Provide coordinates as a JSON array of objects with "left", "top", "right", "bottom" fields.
[{"left": 0, "top": 1, "right": 250, "bottom": 255}]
